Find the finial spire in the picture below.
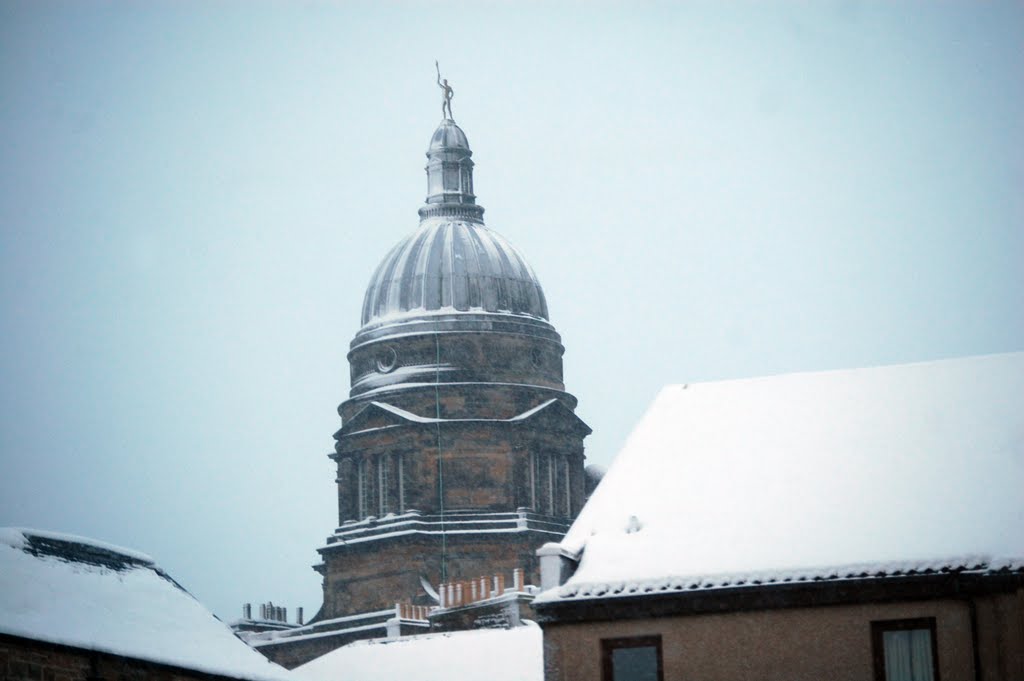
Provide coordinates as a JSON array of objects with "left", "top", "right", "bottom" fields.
[
  {"left": 435, "top": 60, "right": 454, "bottom": 121},
  {"left": 419, "top": 117, "right": 483, "bottom": 222}
]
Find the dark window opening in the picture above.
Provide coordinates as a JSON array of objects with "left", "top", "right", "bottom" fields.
[
  {"left": 601, "top": 635, "right": 663, "bottom": 681},
  {"left": 872, "top": 617, "right": 940, "bottom": 681}
]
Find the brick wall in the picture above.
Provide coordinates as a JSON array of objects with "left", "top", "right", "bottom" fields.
[{"left": 0, "top": 635, "right": 255, "bottom": 681}]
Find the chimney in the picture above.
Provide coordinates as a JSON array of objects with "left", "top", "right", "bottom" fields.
[
  {"left": 537, "top": 542, "right": 577, "bottom": 590},
  {"left": 243, "top": 603, "right": 252, "bottom": 619},
  {"left": 297, "top": 607, "right": 304, "bottom": 625},
  {"left": 260, "top": 604, "right": 266, "bottom": 620}
]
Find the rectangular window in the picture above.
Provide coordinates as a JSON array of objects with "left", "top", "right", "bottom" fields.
[
  {"left": 397, "top": 453, "right": 405, "bottom": 513},
  {"left": 357, "top": 459, "right": 368, "bottom": 519},
  {"left": 601, "top": 636, "right": 663, "bottom": 681},
  {"left": 545, "top": 454, "right": 554, "bottom": 515},
  {"left": 563, "top": 456, "right": 572, "bottom": 516},
  {"left": 529, "top": 451, "right": 537, "bottom": 511},
  {"left": 378, "top": 456, "right": 388, "bottom": 516},
  {"left": 871, "top": 618, "right": 939, "bottom": 681}
]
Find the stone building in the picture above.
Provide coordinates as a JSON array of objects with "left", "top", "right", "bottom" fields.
[
  {"left": 534, "top": 353, "right": 1024, "bottom": 681},
  {"left": 245, "top": 114, "right": 591, "bottom": 666}
]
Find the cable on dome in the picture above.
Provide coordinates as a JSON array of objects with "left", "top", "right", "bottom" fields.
[{"left": 434, "top": 332, "right": 447, "bottom": 582}]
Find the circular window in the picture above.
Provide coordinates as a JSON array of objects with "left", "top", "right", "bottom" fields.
[{"left": 376, "top": 346, "right": 398, "bottom": 373}]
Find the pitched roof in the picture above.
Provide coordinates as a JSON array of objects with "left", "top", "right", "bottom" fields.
[
  {"left": 0, "top": 528, "right": 294, "bottom": 681},
  {"left": 538, "top": 352, "right": 1024, "bottom": 602},
  {"left": 293, "top": 624, "right": 542, "bottom": 681}
]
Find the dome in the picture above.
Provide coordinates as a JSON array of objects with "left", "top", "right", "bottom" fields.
[
  {"left": 352, "top": 118, "right": 555, "bottom": 347},
  {"left": 428, "top": 120, "right": 470, "bottom": 152},
  {"left": 360, "top": 220, "right": 549, "bottom": 326}
]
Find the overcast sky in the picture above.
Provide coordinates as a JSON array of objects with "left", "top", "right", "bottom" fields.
[{"left": 1, "top": 1, "right": 1021, "bottom": 622}]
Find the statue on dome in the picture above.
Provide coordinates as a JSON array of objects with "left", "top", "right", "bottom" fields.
[{"left": 435, "top": 60, "right": 454, "bottom": 121}]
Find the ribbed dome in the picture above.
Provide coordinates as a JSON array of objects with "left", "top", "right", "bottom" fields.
[
  {"left": 360, "top": 219, "right": 549, "bottom": 326},
  {"left": 428, "top": 120, "right": 470, "bottom": 152}
]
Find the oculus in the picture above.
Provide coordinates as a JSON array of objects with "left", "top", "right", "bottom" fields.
[{"left": 376, "top": 346, "right": 398, "bottom": 373}]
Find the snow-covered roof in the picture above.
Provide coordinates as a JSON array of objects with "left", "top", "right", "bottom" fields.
[
  {"left": 0, "top": 528, "right": 294, "bottom": 681},
  {"left": 538, "top": 352, "right": 1024, "bottom": 602},
  {"left": 293, "top": 625, "right": 542, "bottom": 681}
]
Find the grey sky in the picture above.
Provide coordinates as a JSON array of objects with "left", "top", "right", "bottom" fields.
[{"left": 1, "top": 1, "right": 1021, "bottom": 621}]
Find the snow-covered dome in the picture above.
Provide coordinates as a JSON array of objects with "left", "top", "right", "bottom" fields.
[
  {"left": 353, "top": 119, "right": 554, "bottom": 344},
  {"left": 428, "top": 119, "right": 470, "bottom": 152},
  {"left": 360, "top": 220, "right": 549, "bottom": 325}
]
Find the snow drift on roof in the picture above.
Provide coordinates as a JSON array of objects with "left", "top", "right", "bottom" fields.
[
  {"left": 546, "top": 352, "right": 1024, "bottom": 601},
  {"left": 0, "top": 528, "right": 294, "bottom": 681},
  {"left": 293, "top": 624, "right": 542, "bottom": 681}
]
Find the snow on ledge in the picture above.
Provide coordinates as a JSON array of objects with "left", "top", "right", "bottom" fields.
[
  {"left": 293, "top": 623, "right": 542, "bottom": 681},
  {"left": 1, "top": 527, "right": 155, "bottom": 565},
  {"left": 535, "top": 554, "right": 1024, "bottom": 603}
]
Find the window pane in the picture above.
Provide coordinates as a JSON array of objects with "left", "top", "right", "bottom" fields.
[
  {"left": 611, "top": 646, "right": 658, "bottom": 681},
  {"left": 883, "top": 629, "right": 934, "bottom": 681},
  {"left": 908, "top": 630, "right": 935, "bottom": 681}
]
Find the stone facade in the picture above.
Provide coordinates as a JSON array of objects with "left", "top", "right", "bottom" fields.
[
  {"left": 251, "top": 117, "right": 591, "bottom": 667},
  {"left": 310, "top": 118, "right": 591, "bottom": 621}
]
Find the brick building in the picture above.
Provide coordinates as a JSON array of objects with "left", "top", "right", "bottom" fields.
[
  {"left": 246, "top": 114, "right": 591, "bottom": 666},
  {"left": 0, "top": 528, "right": 293, "bottom": 681},
  {"left": 533, "top": 353, "right": 1024, "bottom": 681}
]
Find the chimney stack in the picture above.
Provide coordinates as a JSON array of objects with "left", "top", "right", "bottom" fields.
[
  {"left": 243, "top": 603, "right": 251, "bottom": 619},
  {"left": 297, "top": 607, "right": 304, "bottom": 625}
]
